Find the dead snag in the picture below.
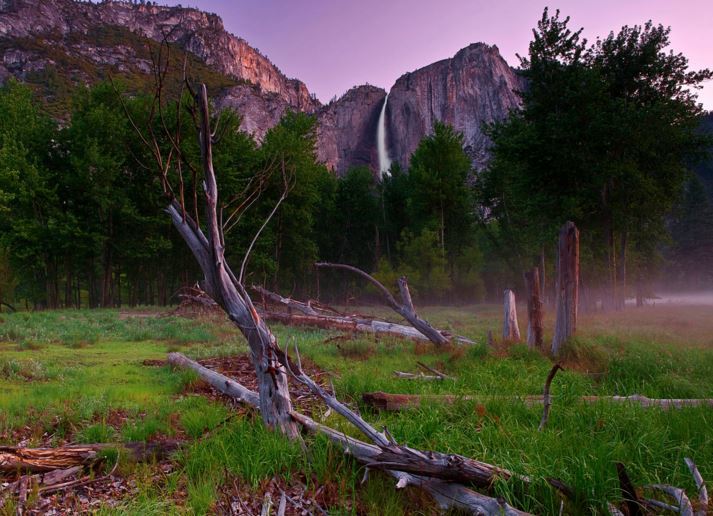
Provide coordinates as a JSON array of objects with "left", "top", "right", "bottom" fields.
[
  {"left": 524, "top": 267, "right": 544, "bottom": 349},
  {"left": 551, "top": 221, "right": 579, "bottom": 355},
  {"left": 538, "top": 364, "right": 563, "bottom": 431},
  {"left": 503, "top": 289, "right": 521, "bottom": 342},
  {"left": 314, "top": 263, "right": 468, "bottom": 346}
]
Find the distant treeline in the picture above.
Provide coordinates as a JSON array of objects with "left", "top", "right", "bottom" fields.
[{"left": 1, "top": 9, "right": 712, "bottom": 309}]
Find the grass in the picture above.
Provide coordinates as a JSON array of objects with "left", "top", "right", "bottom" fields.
[{"left": 1, "top": 305, "right": 712, "bottom": 513}]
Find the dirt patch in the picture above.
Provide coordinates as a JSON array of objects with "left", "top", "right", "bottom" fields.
[
  {"left": 215, "top": 474, "right": 348, "bottom": 515},
  {"left": 183, "top": 355, "right": 333, "bottom": 416},
  {"left": 142, "top": 358, "right": 167, "bottom": 367}
]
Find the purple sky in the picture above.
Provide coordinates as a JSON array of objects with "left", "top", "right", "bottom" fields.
[{"left": 161, "top": 0, "right": 713, "bottom": 108}]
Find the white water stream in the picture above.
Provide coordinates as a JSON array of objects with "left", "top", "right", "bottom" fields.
[{"left": 377, "top": 94, "right": 391, "bottom": 176}]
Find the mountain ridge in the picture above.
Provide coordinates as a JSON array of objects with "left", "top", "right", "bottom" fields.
[{"left": 0, "top": 0, "right": 524, "bottom": 175}]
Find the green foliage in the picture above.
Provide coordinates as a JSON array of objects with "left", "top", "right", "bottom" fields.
[
  {"left": 478, "top": 8, "right": 713, "bottom": 296},
  {"left": 669, "top": 175, "right": 713, "bottom": 287}
]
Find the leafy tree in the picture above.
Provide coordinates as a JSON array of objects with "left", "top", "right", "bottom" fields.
[
  {"left": 669, "top": 176, "right": 713, "bottom": 287},
  {"left": 408, "top": 122, "right": 473, "bottom": 261},
  {"left": 333, "top": 166, "right": 379, "bottom": 271},
  {"left": 479, "top": 9, "right": 712, "bottom": 305}
]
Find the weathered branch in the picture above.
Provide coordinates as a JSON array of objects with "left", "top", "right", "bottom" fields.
[
  {"left": 314, "top": 263, "right": 469, "bottom": 346},
  {"left": 644, "top": 484, "right": 693, "bottom": 516},
  {"left": 538, "top": 364, "right": 563, "bottom": 431},
  {"left": 685, "top": 457, "right": 708, "bottom": 516},
  {"left": 0, "top": 441, "right": 179, "bottom": 474},
  {"left": 168, "top": 352, "right": 529, "bottom": 515}
]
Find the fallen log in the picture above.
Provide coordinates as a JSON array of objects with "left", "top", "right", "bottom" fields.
[
  {"left": 260, "top": 311, "right": 434, "bottom": 342},
  {"left": 251, "top": 285, "right": 320, "bottom": 316},
  {"left": 0, "top": 441, "right": 181, "bottom": 474},
  {"left": 168, "top": 352, "right": 529, "bottom": 515},
  {"left": 315, "top": 263, "right": 473, "bottom": 346},
  {"left": 362, "top": 391, "right": 713, "bottom": 412}
]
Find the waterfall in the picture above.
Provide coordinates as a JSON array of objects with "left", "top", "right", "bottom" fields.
[{"left": 377, "top": 94, "right": 391, "bottom": 176}]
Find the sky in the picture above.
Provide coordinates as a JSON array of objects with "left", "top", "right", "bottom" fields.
[{"left": 157, "top": 0, "right": 713, "bottom": 109}]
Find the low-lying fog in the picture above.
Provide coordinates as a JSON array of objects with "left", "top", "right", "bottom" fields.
[{"left": 634, "top": 291, "right": 713, "bottom": 306}]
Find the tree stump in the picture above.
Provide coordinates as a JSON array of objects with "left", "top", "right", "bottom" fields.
[
  {"left": 551, "top": 221, "right": 579, "bottom": 355},
  {"left": 502, "top": 289, "right": 521, "bottom": 342},
  {"left": 524, "top": 267, "right": 544, "bottom": 349}
]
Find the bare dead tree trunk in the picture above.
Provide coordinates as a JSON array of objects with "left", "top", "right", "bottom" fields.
[
  {"left": 502, "top": 289, "right": 521, "bottom": 342},
  {"left": 551, "top": 222, "right": 579, "bottom": 356},
  {"left": 524, "top": 268, "right": 543, "bottom": 349},
  {"left": 314, "top": 263, "right": 452, "bottom": 346},
  {"left": 165, "top": 85, "right": 299, "bottom": 438},
  {"left": 540, "top": 248, "right": 547, "bottom": 308},
  {"left": 617, "top": 231, "right": 627, "bottom": 310},
  {"left": 168, "top": 352, "right": 531, "bottom": 515}
]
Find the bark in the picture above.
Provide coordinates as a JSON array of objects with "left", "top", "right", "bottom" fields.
[
  {"left": 539, "top": 248, "right": 547, "bottom": 308},
  {"left": 551, "top": 222, "right": 579, "bottom": 355},
  {"left": 362, "top": 391, "right": 713, "bottom": 411},
  {"left": 314, "top": 263, "right": 454, "bottom": 346},
  {"left": 254, "top": 285, "right": 473, "bottom": 344},
  {"left": 524, "top": 268, "right": 544, "bottom": 349},
  {"left": 616, "top": 231, "right": 627, "bottom": 310},
  {"left": 163, "top": 84, "right": 299, "bottom": 438},
  {"left": 261, "top": 311, "right": 435, "bottom": 342},
  {"left": 0, "top": 441, "right": 180, "bottom": 474},
  {"left": 168, "top": 352, "right": 529, "bottom": 515},
  {"left": 502, "top": 289, "right": 521, "bottom": 342},
  {"left": 538, "top": 364, "right": 563, "bottom": 431},
  {"left": 251, "top": 285, "right": 319, "bottom": 316},
  {"left": 684, "top": 457, "right": 708, "bottom": 516}
]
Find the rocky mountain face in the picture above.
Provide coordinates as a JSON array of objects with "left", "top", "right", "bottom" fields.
[
  {"left": 0, "top": 0, "right": 318, "bottom": 112},
  {"left": 0, "top": 0, "right": 524, "bottom": 176},
  {"left": 315, "top": 85, "right": 386, "bottom": 175},
  {"left": 386, "top": 43, "right": 525, "bottom": 170}
]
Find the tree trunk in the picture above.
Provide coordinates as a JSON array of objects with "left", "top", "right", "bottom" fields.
[
  {"left": 524, "top": 268, "right": 543, "bottom": 349},
  {"left": 502, "top": 289, "right": 521, "bottom": 342},
  {"left": 362, "top": 391, "right": 713, "bottom": 411},
  {"left": 551, "top": 221, "right": 579, "bottom": 355},
  {"left": 539, "top": 248, "right": 547, "bottom": 308},
  {"left": 163, "top": 85, "right": 299, "bottom": 438},
  {"left": 616, "top": 231, "right": 627, "bottom": 310}
]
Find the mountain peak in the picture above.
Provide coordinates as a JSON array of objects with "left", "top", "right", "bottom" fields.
[{"left": 0, "top": 0, "right": 319, "bottom": 111}]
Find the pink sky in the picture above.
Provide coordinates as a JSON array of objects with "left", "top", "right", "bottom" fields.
[{"left": 163, "top": 0, "right": 713, "bottom": 109}]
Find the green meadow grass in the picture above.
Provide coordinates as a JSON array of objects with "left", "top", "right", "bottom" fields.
[{"left": 0, "top": 305, "right": 712, "bottom": 514}]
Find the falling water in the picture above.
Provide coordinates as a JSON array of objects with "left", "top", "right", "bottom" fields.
[{"left": 377, "top": 94, "right": 391, "bottom": 176}]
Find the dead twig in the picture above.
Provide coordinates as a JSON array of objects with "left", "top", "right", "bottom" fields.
[{"left": 538, "top": 364, "right": 563, "bottom": 431}]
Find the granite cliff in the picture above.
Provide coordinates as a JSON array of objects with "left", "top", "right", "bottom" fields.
[
  {"left": 386, "top": 43, "right": 525, "bottom": 170},
  {"left": 0, "top": 0, "right": 524, "bottom": 175},
  {"left": 0, "top": 0, "right": 318, "bottom": 113}
]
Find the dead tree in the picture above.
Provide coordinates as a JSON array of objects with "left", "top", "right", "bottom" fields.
[
  {"left": 168, "top": 353, "right": 530, "bottom": 514},
  {"left": 524, "top": 267, "right": 544, "bottom": 349},
  {"left": 551, "top": 221, "right": 579, "bottom": 355},
  {"left": 502, "top": 289, "right": 521, "bottom": 342},
  {"left": 116, "top": 50, "right": 298, "bottom": 437},
  {"left": 314, "top": 263, "right": 457, "bottom": 346}
]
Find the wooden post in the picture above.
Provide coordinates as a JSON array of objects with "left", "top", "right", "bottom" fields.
[
  {"left": 502, "top": 289, "right": 521, "bottom": 342},
  {"left": 551, "top": 221, "right": 579, "bottom": 355},
  {"left": 524, "top": 268, "right": 543, "bottom": 349}
]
